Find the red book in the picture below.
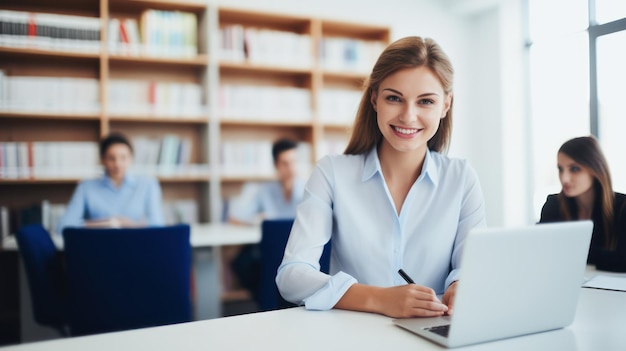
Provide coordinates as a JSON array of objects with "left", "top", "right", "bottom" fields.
[
  {"left": 119, "top": 20, "right": 129, "bottom": 43},
  {"left": 28, "top": 14, "right": 36, "bottom": 37},
  {"left": 149, "top": 81, "right": 156, "bottom": 107}
]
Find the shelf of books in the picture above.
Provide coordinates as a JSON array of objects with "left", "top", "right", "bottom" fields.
[
  {"left": 214, "top": 8, "right": 388, "bottom": 199},
  {"left": 0, "top": 0, "right": 211, "bottom": 239},
  {"left": 317, "top": 19, "right": 389, "bottom": 158},
  {"left": 0, "top": 2, "right": 389, "bottom": 246}
]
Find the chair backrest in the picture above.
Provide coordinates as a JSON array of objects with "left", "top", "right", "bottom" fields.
[
  {"left": 62, "top": 225, "right": 192, "bottom": 336},
  {"left": 258, "top": 219, "right": 331, "bottom": 311},
  {"left": 15, "top": 224, "right": 67, "bottom": 332}
]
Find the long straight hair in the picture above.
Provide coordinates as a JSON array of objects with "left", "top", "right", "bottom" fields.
[
  {"left": 557, "top": 136, "right": 616, "bottom": 249},
  {"left": 344, "top": 36, "right": 454, "bottom": 155}
]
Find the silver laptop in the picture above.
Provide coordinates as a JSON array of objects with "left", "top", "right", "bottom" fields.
[{"left": 393, "top": 221, "right": 593, "bottom": 348}]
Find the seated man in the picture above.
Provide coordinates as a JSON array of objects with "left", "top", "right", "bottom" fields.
[{"left": 227, "top": 138, "right": 305, "bottom": 304}]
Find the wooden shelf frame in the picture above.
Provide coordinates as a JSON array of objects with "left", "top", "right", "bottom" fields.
[
  {"left": 0, "top": 2, "right": 390, "bottom": 225},
  {"left": 0, "top": 111, "right": 102, "bottom": 121}
]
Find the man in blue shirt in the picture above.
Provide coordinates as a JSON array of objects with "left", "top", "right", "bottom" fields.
[
  {"left": 228, "top": 138, "right": 305, "bottom": 305},
  {"left": 56, "top": 133, "right": 165, "bottom": 234},
  {"left": 228, "top": 138, "right": 304, "bottom": 224}
]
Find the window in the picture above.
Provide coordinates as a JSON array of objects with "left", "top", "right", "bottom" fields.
[
  {"left": 595, "top": 0, "right": 626, "bottom": 25},
  {"left": 527, "top": 0, "right": 626, "bottom": 219}
]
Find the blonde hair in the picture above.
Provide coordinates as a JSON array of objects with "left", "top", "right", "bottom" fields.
[{"left": 344, "top": 36, "right": 454, "bottom": 155}]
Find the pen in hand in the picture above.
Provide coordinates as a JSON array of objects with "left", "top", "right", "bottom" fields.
[
  {"left": 398, "top": 269, "right": 445, "bottom": 307},
  {"left": 398, "top": 269, "right": 415, "bottom": 284}
]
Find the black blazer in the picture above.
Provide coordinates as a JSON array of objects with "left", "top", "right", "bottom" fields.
[{"left": 539, "top": 192, "right": 626, "bottom": 272}]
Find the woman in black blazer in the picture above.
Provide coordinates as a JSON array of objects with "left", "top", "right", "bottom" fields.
[{"left": 539, "top": 136, "right": 626, "bottom": 272}]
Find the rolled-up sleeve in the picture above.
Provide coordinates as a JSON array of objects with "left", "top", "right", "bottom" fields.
[{"left": 276, "top": 157, "right": 357, "bottom": 310}]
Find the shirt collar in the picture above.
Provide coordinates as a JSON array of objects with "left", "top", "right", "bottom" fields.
[
  {"left": 101, "top": 173, "right": 137, "bottom": 189},
  {"left": 362, "top": 147, "right": 380, "bottom": 181},
  {"left": 361, "top": 147, "right": 439, "bottom": 186}
]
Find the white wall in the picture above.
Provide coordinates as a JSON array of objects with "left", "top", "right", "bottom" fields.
[
  {"left": 458, "top": 6, "right": 506, "bottom": 227},
  {"left": 444, "top": 0, "right": 531, "bottom": 227},
  {"left": 212, "top": 0, "right": 532, "bottom": 227}
]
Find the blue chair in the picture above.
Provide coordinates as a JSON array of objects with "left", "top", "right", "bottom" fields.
[
  {"left": 258, "top": 219, "right": 331, "bottom": 311},
  {"left": 15, "top": 224, "right": 68, "bottom": 335},
  {"left": 62, "top": 225, "right": 192, "bottom": 336}
]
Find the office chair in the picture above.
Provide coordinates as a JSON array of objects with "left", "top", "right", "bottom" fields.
[
  {"left": 15, "top": 224, "right": 68, "bottom": 335},
  {"left": 258, "top": 219, "right": 331, "bottom": 311},
  {"left": 62, "top": 225, "right": 192, "bottom": 336}
]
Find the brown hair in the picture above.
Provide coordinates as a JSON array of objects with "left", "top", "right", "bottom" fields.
[
  {"left": 557, "top": 136, "right": 616, "bottom": 249},
  {"left": 344, "top": 36, "right": 454, "bottom": 155}
]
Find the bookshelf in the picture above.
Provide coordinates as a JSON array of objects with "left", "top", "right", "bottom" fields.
[
  {"left": 0, "top": 0, "right": 211, "bottom": 230},
  {"left": 0, "top": 0, "right": 389, "bottom": 311},
  {"left": 214, "top": 7, "right": 389, "bottom": 213},
  {"left": 0, "top": 1, "right": 389, "bottom": 234}
]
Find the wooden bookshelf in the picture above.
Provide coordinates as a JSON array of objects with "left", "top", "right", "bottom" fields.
[
  {"left": 0, "top": 0, "right": 211, "bottom": 226},
  {"left": 0, "top": 46, "right": 101, "bottom": 60},
  {"left": 108, "top": 116, "right": 208, "bottom": 123},
  {"left": 108, "top": 54, "right": 209, "bottom": 67},
  {"left": 214, "top": 7, "right": 389, "bottom": 212},
  {"left": 219, "top": 61, "right": 312, "bottom": 76},
  {"left": 219, "top": 119, "right": 313, "bottom": 128},
  {"left": 0, "top": 0, "right": 390, "bottom": 315},
  {"left": 0, "top": 111, "right": 101, "bottom": 121},
  {"left": 0, "top": 179, "right": 82, "bottom": 185},
  {"left": 0, "top": 1, "right": 389, "bottom": 229}
]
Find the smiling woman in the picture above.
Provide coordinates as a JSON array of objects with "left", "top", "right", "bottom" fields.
[
  {"left": 276, "top": 36, "right": 486, "bottom": 319},
  {"left": 373, "top": 66, "right": 451, "bottom": 157}
]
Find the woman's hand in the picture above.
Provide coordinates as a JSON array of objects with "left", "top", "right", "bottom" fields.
[
  {"left": 377, "top": 284, "right": 449, "bottom": 318},
  {"left": 335, "top": 283, "right": 448, "bottom": 318},
  {"left": 441, "top": 281, "right": 458, "bottom": 315}
]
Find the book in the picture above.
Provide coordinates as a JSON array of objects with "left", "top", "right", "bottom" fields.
[
  {"left": 0, "top": 206, "right": 9, "bottom": 241},
  {"left": 3, "top": 142, "right": 18, "bottom": 179},
  {"left": 119, "top": 18, "right": 130, "bottom": 51},
  {"left": 0, "top": 69, "right": 6, "bottom": 108},
  {"left": 0, "top": 9, "right": 100, "bottom": 53},
  {"left": 218, "top": 84, "right": 311, "bottom": 121},
  {"left": 158, "top": 134, "right": 180, "bottom": 169},
  {"left": 108, "top": 18, "right": 120, "bottom": 53},
  {"left": 4, "top": 75, "right": 99, "bottom": 113},
  {"left": 108, "top": 79, "right": 204, "bottom": 117},
  {"left": 137, "top": 9, "right": 197, "bottom": 58},
  {"left": 17, "top": 142, "right": 30, "bottom": 178},
  {"left": 123, "top": 18, "right": 141, "bottom": 55}
]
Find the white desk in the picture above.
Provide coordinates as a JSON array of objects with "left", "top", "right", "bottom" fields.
[
  {"left": 2, "top": 223, "right": 261, "bottom": 342},
  {"left": 1, "top": 223, "right": 261, "bottom": 251},
  {"left": 1, "top": 284, "right": 625, "bottom": 351}
]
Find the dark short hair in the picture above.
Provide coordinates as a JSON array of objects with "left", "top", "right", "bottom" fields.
[
  {"left": 99, "top": 132, "right": 133, "bottom": 158},
  {"left": 272, "top": 138, "right": 297, "bottom": 163}
]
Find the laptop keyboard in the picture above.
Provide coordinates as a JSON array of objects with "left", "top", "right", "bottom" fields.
[{"left": 425, "top": 324, "right": 450, "bottom": 338}]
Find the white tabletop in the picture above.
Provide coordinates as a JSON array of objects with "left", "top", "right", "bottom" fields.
[
  {"left": 1, "top": 223, "right": 261, "bottom": 250},
  {"left": 2, "top": 283, "right": 625, "bottom": 351}
]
